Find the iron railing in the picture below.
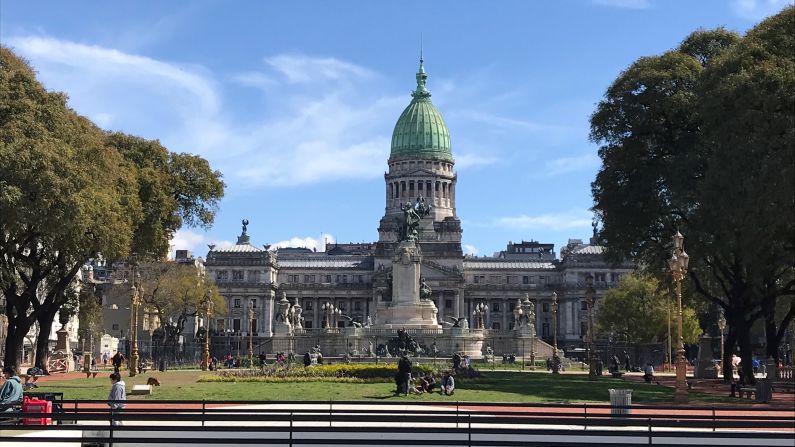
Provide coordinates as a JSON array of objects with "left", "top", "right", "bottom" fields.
[{"left": 2, "top": 399, "right": 793, "bottom": 446}]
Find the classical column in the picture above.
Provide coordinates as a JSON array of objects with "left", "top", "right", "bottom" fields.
[{"left": 502, "top": 298, "right": 508, "bottom": 330}]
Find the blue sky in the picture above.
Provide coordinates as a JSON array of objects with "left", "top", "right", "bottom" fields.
[{"left": 2, "top": 0, "right": 791, "bottom": 257}]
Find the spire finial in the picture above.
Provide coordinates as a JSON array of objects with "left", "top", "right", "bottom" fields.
[{"left": 413, "top": 36, "right": 430, "bottom": 99}]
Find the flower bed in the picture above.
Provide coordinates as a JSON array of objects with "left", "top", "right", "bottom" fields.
[{"left": 198, "top": 362, "right": 441, "bottom": 383}]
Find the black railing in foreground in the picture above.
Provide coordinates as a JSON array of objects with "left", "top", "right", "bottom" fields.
[{"left": 1, "top": 400, "right": 793, "bottom": 446}]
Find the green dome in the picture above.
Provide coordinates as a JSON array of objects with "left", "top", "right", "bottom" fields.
[{"left": 390, "top": 60, "right": 452, "bottom": 163}]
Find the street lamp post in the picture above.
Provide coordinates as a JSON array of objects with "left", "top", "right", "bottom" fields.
[
  {"left": 718, "top": 311, "right": 726, "bottom": 377},
  {"left": 201, "top": 295, "right": 213, "bottom": 371},
  {"left": 248, "top": 300, "right": 255, "bottom": 360},
  {"left": 668, "top": 230, "right": 690, "bottom": 403},
  {"left": 586, "top": 275, "right": 597, "bottom": 380},
  {"left": 551, "top": 291, "right": 560, "bottom": 374},
  {"left": 129, "top": 262, "right": 141, "bottom": 378}
]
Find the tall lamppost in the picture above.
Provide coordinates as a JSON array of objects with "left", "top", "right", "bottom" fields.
[
  {"left": 200, "top": 294, "right": 213, "bottom": 371},
  {"left": 551, "top": 291, "right": 560, "bottom": 374},
  {"left": 248, "top": 300, "right": 255, "bottom": 360},
  {"left": 129, "top": 261, "right": 141, "bottom": 378},
  {"left": 586, "top": 275, "right": 597, "bottom": 380},
  {"left": 668, "top": 230, "right": 690, "bottom": 403},
  {"left": 717, "top": 311, "right": 726, "bottom": 374}
]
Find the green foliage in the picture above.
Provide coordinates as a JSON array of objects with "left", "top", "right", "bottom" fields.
[
  {"left": 589, "top": 7, "right": 794, "bottom": 378},
  {"left": 597, "top": 273, "right": 702, "bottom": 344},
  {"left": 0, "top": 46, "right": 225, "bottom": 368},
  {"left": 140, "top": 263, "right": 226, "bottom": 338}
]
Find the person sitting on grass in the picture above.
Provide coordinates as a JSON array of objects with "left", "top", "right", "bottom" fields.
[
  {"left": 421, "top": 373, "right": 436, "bottom": 393},
  {"left": 440, "top": 371, "right": 455, "bottom": 396},
  {"left": 0, "top": 366, "right": 23, "bottom": 411}
]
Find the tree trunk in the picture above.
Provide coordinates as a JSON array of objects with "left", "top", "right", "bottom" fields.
[
  {"left": 736, "top": 320, "right": 755, "bottom": 385},
  {"left": 764, "top": 312, "right": 779, "bottom": 362},
  {"left": 722, "top": 325, "right": 737, "bottom": 382},
  {"left": 3, "top": 319, "right": 30, "bottom": 371},
  {"left": 34, "top": 308, "right": 58, "bottom": 373}
]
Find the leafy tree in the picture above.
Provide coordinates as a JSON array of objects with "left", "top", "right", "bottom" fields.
[
  {"left": 76, "top": 288, "right": 103, "bottom": 353},
  {"left": 590, "top": 9, "right": 794, "bottom": 382},
  {"left": 139, "top": 263, "right": 225, "bottom": 361},
  {"left": 597, "top": 273, "right": 701, "bottom": 345},
  {"left": 0, "top": 47, "right": 225, "bottom": 369}
]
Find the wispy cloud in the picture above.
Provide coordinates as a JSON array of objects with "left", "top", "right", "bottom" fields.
[
  {"left": 731, "top": 0, "right": 792, "bottom": 21},
  {"left": 270, "top": 233, "right": 335, "bottom": 252},
  {"left": 169, "top": 229, "right": 233, "bottom": 258},
  {"left": 8, "top": 36, "right": 400, "bottom": 188},
  {"left": 492, "top": 209, "right": 593, "bottom": 231},
  {"left": 455, "top": 152, "right": 499, "bottom": 169},
  {"left": 592, "top": 0, "right": 652, "bottom": 9},
  {"left": 264, "top": 54, "right": 375, "bottom": 84},
  {"left": 463, "top": 244, "right": 479, "bottom": 256},
  {"left": 543, "top": 153, "right": 600, "bottom": 177}
]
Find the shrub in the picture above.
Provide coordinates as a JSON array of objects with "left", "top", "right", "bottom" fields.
[{"left": 200, "top": 362, "right": 442, "bottom": 382}]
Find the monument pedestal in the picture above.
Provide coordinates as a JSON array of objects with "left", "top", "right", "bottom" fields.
[{"left": 375, "top": 241, "right": 441, "bottom": 330}]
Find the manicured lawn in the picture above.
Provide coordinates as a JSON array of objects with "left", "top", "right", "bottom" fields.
[{"left": 30, "top": 369, "right": 731, "bottom": 403}]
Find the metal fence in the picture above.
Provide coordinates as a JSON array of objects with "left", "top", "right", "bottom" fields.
[{"left": 2, "top": 399, "right": 793, "bottom": 446}]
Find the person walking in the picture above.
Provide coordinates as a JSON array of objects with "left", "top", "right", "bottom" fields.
[{"left": 107, "top": 372, "right": 126, "bottom": 425}]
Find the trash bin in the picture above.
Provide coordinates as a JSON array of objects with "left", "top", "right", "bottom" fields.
[
  {"left": 608, "top": 389, "right": 632, "bottom": 416},
  {"left": 756, "top": 378, "right": 772, "bottom": 403},
  {"left": 22, "top": 395, "right": 52, "bottom": 425},
  {"left": 158, "top": 358, "right": 167, "bottom": 372}
]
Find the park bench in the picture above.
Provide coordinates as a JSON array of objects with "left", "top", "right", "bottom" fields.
[{"left": 611, "top": 371, "right": 625, "bottom": 379}]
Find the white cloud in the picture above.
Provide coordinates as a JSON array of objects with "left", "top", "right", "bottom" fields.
[
  {"left": 9, "top": 35, "right": 402, "bottom": 189},
  {"left": 270, "top": 233, "right": 336, "bottom": 252},
  {"left": 264, "top": 54, "right": 375, "bottom": 84},
  {"left": 493, "top": 209, "right": 593, "bottom": 231},
  {"left": 592, "top": 0, "right": 652, "bottom": 9},
  {"left": 455, "top": 152, "right": 498, "bottom": 169},
  {"left": 543, "top": 153, "right": 600, "bottom": 176},
  {"left": 169, "top": 229, "right": 233, "bottom": 258},
  {"left": 731, "top": 0, "right": 792, "bottom": 21},
  {"left": 463, "top": 244, "right": 479, "bottom": 256}
]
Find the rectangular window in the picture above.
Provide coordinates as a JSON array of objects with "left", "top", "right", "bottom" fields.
[
  {"left": 325, "top": 275, "right": 332, "bottom": 283},
  {"left": 337, "top": 320, "right": 345, "bottom": 329},
  {"left": 581, "top": 301, "right": 588, "bottom": 311},
  {"left": 250, "top": 319, "right": 258, "bottom": 334},
  {"left": 473, "top": 276, "right": 479, "bottom": 284},
  {"left": 580, "top": 322, "right": 587, "bottom": 336},
  {"left": 304, "top": 320, "right": 312, "bottom": 329},
  {"left": 492, "top": 322, "right": 501, "bottom": 330},
  {"left": 215, "top": 319, "right": 225, "bottom": 332},
  {"left": 232, "top": 270, "right": 244, "bottom": 280},
  {"left": 418, "top": 181, "right": 423, "bottom": 191},
  {"left": 233, "top": 298, "right": 241, "bottom": 308},
  {"left": 251, "top": 299, "right": 257, "bottom": 308},
  {"left": 445, "top": 299, "right": 453, "bottom": 309},
  {"left": 493, "top": 302, "right": 501, "bottom": 312},
  {"left": 358, "top": 275, "right": 364, "bottom": 283},
  {"left": 342, "top": 275, "right": 348, "bottom": 283},
  {"left": 338, "top": 302, "right": 346, "bottom": 311},
  {"left": 409, "top": 181, "right": 414, "bottom": 191},
  {"left": 543, "top": 303, "right": 550, "bottom": 313},
  {"left": 542, "top": 322, "right": 550, "bottom": 338},
  {"left": 354, "top": 301, "right": 361, "bottom": 311},
  {"left": 336, "top": 274, "right": 341, "bottom": 283},
  {"left": 112, "top": 323, "right": 119, "bottom": 331},
  {"left": 611, "top": 273, "right": 620, "bottom": 282},
  {"left": 216, "top": 271, "right": 228, "bottom": 280},
  {"left": 522, "top": 276, "right": 529, "bottom": 284},
  {"left": 305, "top": 301, "right": 313, "bottom": 311},
  {"left": 233, "top": 318, "right": 241, "bottom": 332},
  {"left": 596, "top": 273, "right": 606, "bottom": 282},
  {"left": 304, "top": 275, "right": 314, "bottom": 283}
]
